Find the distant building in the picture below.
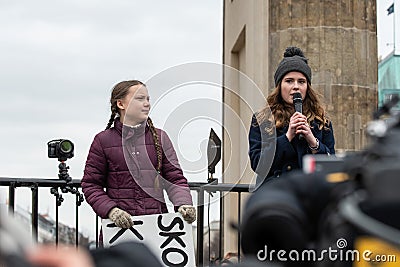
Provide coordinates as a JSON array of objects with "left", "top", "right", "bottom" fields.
[
  {"left": 38, "top": 213, "right": 56, "bottom": 243},
  {"left": 12, "top": 205, "right": 89, "bottom": 246},
  {"left": 378, "top": 52, "right": 400, "bottom": 109}
]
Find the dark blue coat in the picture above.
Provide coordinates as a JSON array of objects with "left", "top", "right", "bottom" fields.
[{"left": 248, "top": 114, "right": 335, "bottom": 184}]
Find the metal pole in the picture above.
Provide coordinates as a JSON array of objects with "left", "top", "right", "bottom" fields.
[
  {"left": 8, "top": 183, "right": 15, "bottom": 214},
  {"left": 237, "top": 192, "right": 241, "bottom": 261},
  {"left": 394, "top": 2, "right": 396, "bottom": 53},
  {"left": 196, "top": 187, "right": 205, "bottom": 266},
  {"left": 31, "top": 184, "right": 39, "bottom": 243},
  {"left": 219, "top": 191, "right": 223, "bottom": 261},
  {"left": 76, "top": 190, "right": 79, "bottom": 248},
  {"left": 96, "top": 216, "right": 99, "bottom": 248},
  {"left": 55, "top": 196, "right": 59, "bottom": 245}
]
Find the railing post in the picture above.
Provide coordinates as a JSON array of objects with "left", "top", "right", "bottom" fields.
[
  {"left": 196, "top": 187, "right": 205, "bottom": 266},
  {"left": 219, "top": 191, "right": 224, "bottom": 261},
  {"left": 8, "top": 182, "right": 15, "bottom": 214},
  {"left": 31, "top": 183, "right": 39, "bottom": 243},
  {"left": 96, "top": 216, "right": 99, "bottom": 248},
  {"left": 76, "top": 189, "right": 79, "bottom": 248},
  {"left": 237, "top": 192, "right": 241, "bottom": 262},
  {"left": 55, "top": 195, "right": 59, "bottom": 245}
]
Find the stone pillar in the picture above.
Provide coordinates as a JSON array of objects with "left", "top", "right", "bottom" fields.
[{"left": 269, "top": 0, "right": 378, "bottom": 152}]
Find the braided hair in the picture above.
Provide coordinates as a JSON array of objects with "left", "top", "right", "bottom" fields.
[
  {"left": 106, "top": 80, "right": 144, "bottom": 130},
  {"left": 106, "top": 80, "right": 163, "bottom": 188},
  {"left": 147, "top": 117, "right": 163, "bottom": 188}
]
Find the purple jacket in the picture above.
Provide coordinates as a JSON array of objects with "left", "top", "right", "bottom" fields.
[{"left": 81, "top": 118, "right": 193, "bottom": 219}]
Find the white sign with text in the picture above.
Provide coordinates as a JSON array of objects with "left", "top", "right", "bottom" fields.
[{"left": 102, "top": 213, "right": 195, "bottom": 267}]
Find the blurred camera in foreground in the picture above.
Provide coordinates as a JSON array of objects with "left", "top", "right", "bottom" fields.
[{"left": 47, "top": 139, "right": 74, "bottom": 161}]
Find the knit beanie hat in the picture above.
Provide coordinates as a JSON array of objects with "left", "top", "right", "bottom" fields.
[{"left": 273, "top": 46, "right": 312, "bottom": 87}]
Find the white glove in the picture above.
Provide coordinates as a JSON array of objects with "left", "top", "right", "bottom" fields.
[
  {"left": 178, "top": 205, "right": 196, "bottom": 224},
  {"left": 108, "top": 207, "right": 133, "bottom": 228}
]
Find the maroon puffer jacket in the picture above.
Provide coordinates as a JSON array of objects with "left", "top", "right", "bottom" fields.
[{"left": 81, "top": 118, "right": 193, "bottom": 219}]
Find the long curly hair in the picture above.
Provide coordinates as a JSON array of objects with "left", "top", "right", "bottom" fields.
[{"left": 256, "top": 83, "right": 330, "bottom": 131}]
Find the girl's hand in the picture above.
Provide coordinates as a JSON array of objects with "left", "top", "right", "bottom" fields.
[
  {"left": 295, "top": 119, "right": 316, "bottom": 145},
  {"left": 286, "top": 112, "right": 308, "bottom": 141},
  {"left": 287, "top": 112, "right": 317, "bottom": 149},
  {"left": 178, "top": 205, "right": 196, "bottom": 224}
]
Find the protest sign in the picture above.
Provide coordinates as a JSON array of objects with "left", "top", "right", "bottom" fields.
[{"left": 102, "top": 212, "right": 195, "bottom": 266}]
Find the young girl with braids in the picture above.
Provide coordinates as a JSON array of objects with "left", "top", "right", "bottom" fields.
[
  {"left": 82, "top": 80, "right": 196, "bottom": 242},
  {"left": 249, "top": 47, "right": 335, "bottom": 185}
]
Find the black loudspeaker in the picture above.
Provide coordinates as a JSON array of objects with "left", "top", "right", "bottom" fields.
[{"left": 207, "top": 128, "right": 221, "bottom": 183}]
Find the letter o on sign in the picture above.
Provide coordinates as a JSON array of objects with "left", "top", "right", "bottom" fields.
[{"left": 162, "top": 247, "right": 188, "bottom": 266}]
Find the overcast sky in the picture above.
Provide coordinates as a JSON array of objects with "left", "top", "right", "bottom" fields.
[
  {"left": 0, "top": 0, "right": 396, "bottom": 239},
  {"left": 377, "top": 0, "right": 397, "bottom": 59},
  {"left": 0, "top": 0, "right": 223, "bottom": 238}
]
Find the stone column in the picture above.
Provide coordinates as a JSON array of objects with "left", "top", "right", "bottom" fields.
[{"left": 269, "top": 0, "right": 377, "bottom": 152}]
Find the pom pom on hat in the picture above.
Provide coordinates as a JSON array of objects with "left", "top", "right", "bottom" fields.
[
  {"left": 283, "top": 46, "right": 306, "bottom": 58},
  {"left": 274, "top": 46, "right": 312, "bottom": 87}
]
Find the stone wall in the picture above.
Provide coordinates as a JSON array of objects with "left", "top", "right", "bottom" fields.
[{"left": 269, "top": 0, "right": 377, "bottom": 152}]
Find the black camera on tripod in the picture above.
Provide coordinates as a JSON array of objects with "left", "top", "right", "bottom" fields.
[
  {"left": 47, "top": 139, "right": 74, "bottom": 183},
  {"left": 47, "top": 139, "right": 74, "bottom": 162},
  {"left": 47, "top": 138, "right": 84, "bottom": 206}
]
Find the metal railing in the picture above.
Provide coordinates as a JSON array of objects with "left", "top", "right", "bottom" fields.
[
  {"left": 0, "top": 177, "right": 251, "bottom": 266},
  {"left": 0, "top": 177, "right": 84, "bottom": 246}
]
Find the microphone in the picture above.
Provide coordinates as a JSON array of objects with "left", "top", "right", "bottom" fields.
[{"left": 293, "top": 92, "right": 304, "bottom": 139}]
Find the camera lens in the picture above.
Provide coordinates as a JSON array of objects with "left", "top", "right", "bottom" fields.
[{"left": 60, "top": 140, "right": 73, "bottom": 153}]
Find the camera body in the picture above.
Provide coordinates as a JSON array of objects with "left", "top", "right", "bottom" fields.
[{"left": 47, "top": 139, "right": 74, "bottom": 161}]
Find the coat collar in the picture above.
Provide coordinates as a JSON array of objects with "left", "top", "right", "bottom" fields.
[{"left": 114, "top": 117, "right": 148, "bottom": 140}]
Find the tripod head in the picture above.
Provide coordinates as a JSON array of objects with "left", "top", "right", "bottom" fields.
[{"left": 58, "top": 161, "right": 72, "bottom": 183}]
